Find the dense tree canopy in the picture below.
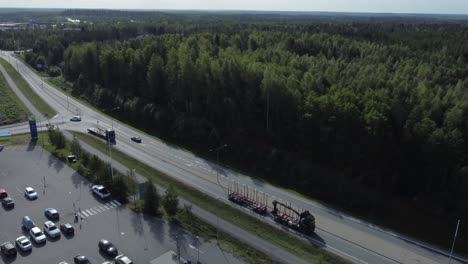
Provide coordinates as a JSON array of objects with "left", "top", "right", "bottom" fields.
[{"left": 2, "top": 10, "right": 468, "bottom": 246}]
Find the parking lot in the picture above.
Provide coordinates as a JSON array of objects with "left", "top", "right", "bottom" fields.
[{"left": 0, "top": 143, "right": 241, "bottom": 264}]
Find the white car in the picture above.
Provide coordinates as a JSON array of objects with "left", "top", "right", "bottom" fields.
[
  {"left": 91, "top": 185, "right": 110, "bottom": 199},
  {"left": 15, "top": 236, "right": 32, "bottom": 251},
  {"left": 24, "top": 187, "right": 38, "bottom": 200},
  {"left": 43, "top": 221, "right": 61, "bottom": 238},
  {"left": 30, "top": 227, "right": 46, "bottom": 244},
  {"left": 115, "top": 254, "right": 133, "bottom": 264},
  {"left": 70, "top": 116, "right": 81, "bottom": 121}
]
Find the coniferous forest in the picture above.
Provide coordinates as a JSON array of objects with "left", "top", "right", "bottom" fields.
[{"left": 2, "top": 9, "right": 468, "bottom": 249}]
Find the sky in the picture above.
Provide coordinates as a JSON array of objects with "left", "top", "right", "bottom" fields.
[{"left": 0, "top": 0, "right": 467, "bottom": 15}]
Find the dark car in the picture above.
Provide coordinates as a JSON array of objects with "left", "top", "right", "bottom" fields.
[
  {"left": 1, "top": 197, "right": 14, "bottom": 208},
  {"left": 130, "top": 136, "right": 141, "bottom": 143},
  {"left": 60, "top": 223, "right": 75, "bottom": 235},
  {"left": 1, "top": 242, "right": 17, "bottom": 257},
  {"left": 98, "top": 239, "right": 118, "bottom": 256},
  {"left": 0, "top": 189, "right": 7, "bottom": 199},
  {"left": 73, "top": 255, "right": 91, "bottom": 264},
  {"left": 44, "top": 208, "right": 60, "bottom": 220}
]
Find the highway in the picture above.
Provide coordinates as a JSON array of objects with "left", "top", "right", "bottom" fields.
[{"left": 1, "top": 50, "right": 467, "bottom": 264}]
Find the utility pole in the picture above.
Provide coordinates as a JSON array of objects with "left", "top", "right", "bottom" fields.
[
  {"left": 196, "top": 236, "right": 200, "bottom": 263},
  {"left": 209, "top": 144, "right": 228, "bottom": 245},
  {"left": 448, "top": 220, "right": 460, "bottom": 264},
  {"left": 107, "top": 135, "right": 114, "bottom": 180}
]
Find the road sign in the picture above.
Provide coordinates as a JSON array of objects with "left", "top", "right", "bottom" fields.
[{"left": 28, "top": 116, "right": 38, "bottom": 140}]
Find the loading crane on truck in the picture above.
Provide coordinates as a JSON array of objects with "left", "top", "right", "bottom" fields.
[{"left": 272, "top": 200, "right": 315, "bottom": 235}]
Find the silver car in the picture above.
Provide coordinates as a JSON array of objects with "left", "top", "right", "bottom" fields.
[{"left": 15, "top": 236, "right": 32, "bottom": 251}]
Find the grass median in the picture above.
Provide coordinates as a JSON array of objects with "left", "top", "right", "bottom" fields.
[
  {"left": 0, "top": 57, "right": 55, "bottom": 117},
  {"left": 73, "top": 131, "right": 349, "bottom": 264},
  {"left": 0, "top": 69, "right": 29, "bottom": 125}
]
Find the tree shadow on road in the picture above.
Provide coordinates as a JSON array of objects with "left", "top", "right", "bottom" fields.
[
  {"left": 169, "top": 223, "right": 189, "bottom": 261},
  {"left": 144, "top": 214, "right": 166, "bottom": 244},
  {"left": 47, "top": 153, "right": 64, "bottom": 173}
]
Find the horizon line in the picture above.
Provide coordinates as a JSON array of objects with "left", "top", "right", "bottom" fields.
[{"left": 1, "top": 7, "right": 468, "bottom": 16}]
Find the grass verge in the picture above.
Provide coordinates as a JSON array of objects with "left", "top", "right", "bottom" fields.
[
  {"left": 0, "top": 57, "right": 55, "bottom": 117},
  {"left": 0, "top": 70, "right": 29, "bottom": 125},
  {"left": 73, "top": 131, "right": 349, "bottom": 264}
]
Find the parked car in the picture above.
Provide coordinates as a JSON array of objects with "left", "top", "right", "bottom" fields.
[
  {"left": 73, "top": 255, "right": 91, "bottom": 264},
  {"left": 70, "top": 116, "right": 81, "bottom": 122},
  {"left": 24, "top": 187, "right": 38, "bottom": 200},
  {"left": 59, "top": 262, "right": 69, "bottom": 264},
  {"left": 60, "top": 223, "right": 75, "bottom": 236},
  {"left": 130, "top": 136, "right": 142, "bottom": 143},
  {"left": 98, "top": 239, "right": 118, "bottom": 257},
  {"left": 91, "top": 185, "right": 110, "bottom": 199},
  {"left": 45, "top": 208, "right": 60, "bottom": 220},
  {"left": 30, "top": 227, "right": 46, "bottom": 244},
  {"left": 44, "top": 221, "right": 61, "bottom": 238},
  {"left": 1, "top": 242, "right": 17, "bottom": 257},
  {"left": 15, "top": 236, "right": 32, "bottom": 251},
  {"left": 114, "top": 254, "right": 133, "bottom": 264},
  {"left": 2, "top": 197, "right": 14, "bottom": 208},
  {"left": 22, "top": 216, "right": 36, "bottom": 230},
  {"left": 0, "top": 188, "right": 7, "bottom": 199}
]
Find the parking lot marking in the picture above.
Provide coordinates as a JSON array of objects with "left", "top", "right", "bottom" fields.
[{"left": 85, "top": 209, "right": 93, "bottom": 216}]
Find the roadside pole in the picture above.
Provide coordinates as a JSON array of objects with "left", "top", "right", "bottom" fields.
[{"left": 448, "top": 220, "right": 460, "bottom": 264}]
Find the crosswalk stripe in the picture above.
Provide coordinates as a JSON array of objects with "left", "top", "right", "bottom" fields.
[
  {"left": 103, "top": 204, "right": 111, "bottom": 209},
  {"left": 98, "top": 206, "right": 107, "bottom": 211},
  {"left": 81, "top": 211, "right": 89, "bottom": 217},
  {"left": 113, "top": 200, "right": 122, "bottom": 206},
  {"left": 94, "top": 207, "right": 102, "bottom": 213},
  {"left": 109, "top": 201, "right": 119, "bottom": 207},
  {"left": 89, "top": 208, "right": 98, "bottom": 214},
  {"left": 106, "top": 203, "right": 115, "bottom": 208},
  {"left": 85, "top": 209, "right": 93, "bottom": 216}
]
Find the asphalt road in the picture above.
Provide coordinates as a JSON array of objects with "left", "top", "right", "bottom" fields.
[
  {"left": 1, "top": 50, "right": 467, "bottom": 264},
  {"left": 0, "top": 144, "right": 241, "bottom": 264}
]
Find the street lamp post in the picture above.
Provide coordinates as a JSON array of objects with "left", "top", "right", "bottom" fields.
[
  {"left": 102, "top": 107, "right": 120, "bottom": 181},
  {"left": 109, "top": 107, "right": 120, "bottom": 131},
  {"left": 209, "top": 144, "right": 228, "bottom": 244},
  {"left": 196, "top": 236, "right": 200, "bottom": 263},
  {"left": 448, "top": 220, "right": 460, "bottom": 264}
]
